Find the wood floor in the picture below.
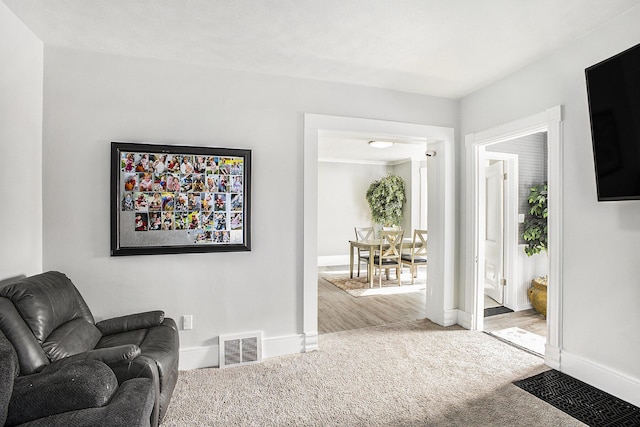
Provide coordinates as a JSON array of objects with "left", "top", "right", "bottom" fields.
[
  {"left": 484, "top": 307, "right": 547, "bottom": 336},
  {"left": 318, "top": 266, "right": 546, "bottom": 336},
  {"left": 318, "top": 270, "right": 426, "bottom": 334}
]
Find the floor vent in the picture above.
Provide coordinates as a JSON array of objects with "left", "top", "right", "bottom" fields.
[
  {"left": 514, "top": 369, "right": 640, "bottom": 426},
  {"left": 219, "top": 331, "right": 262, "bottom": 368}
]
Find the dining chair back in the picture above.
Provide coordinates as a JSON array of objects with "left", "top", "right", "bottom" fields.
[
  {"left": 372, "top": 230, "right": 404, "bottom": 288},
  {"left": 355, "top": 227, "right": 374, "bottom": 241},
  {"left": 354, "top": 227, "right": 374, "bottom": 278},
  {"left": 401, "top": 229, "right": 428, "bottom": 284},
  {"left": 379, "top": 225, "right": 400, "bottom": 237}
]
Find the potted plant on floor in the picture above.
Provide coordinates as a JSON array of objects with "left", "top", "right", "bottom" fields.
[
  {"left": 523, "top": 182, "right": 548, "bottom": 316},
  {"left": 366, "top": 174, "right": 406, "bottom": 228}
]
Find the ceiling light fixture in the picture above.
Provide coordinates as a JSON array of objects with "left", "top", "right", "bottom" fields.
[{"left": 368, "top": 140, "right": 394, "bottom": 149}]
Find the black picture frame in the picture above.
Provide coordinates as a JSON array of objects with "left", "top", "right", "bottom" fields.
[{"left": 111, "top": 141, "right": 251, "bottom": 256}]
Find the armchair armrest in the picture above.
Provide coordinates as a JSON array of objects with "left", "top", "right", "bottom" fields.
[
  {"left": 96, "top": 310, "right": 164, "bottom": 336},
  {"left": 54, "top": 344, "right": 142, "bottom": 366},
  {"left": 7, "top": 359, "right": 117, "bottom": 426}
]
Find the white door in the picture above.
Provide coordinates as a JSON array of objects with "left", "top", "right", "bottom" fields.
[{"left": 484, "top": 161, "right": 504, "bottom": 304}]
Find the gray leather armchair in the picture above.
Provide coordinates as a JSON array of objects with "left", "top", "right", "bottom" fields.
[
  {"left": 1, "top": 329, "right": 155, "bottom": 427},
  {"left": 0, "top": 272, "right": 179, "bottom": 427}
]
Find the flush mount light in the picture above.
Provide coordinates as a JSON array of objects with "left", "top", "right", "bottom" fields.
[{"left": 368, "top": 140, "right": 394, "bottom": 149}]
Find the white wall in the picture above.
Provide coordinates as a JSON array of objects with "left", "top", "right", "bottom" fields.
[
  {"left": 486, "top": 132, "right": 547, "bottom": 230},
  {"left": 460, "top": 5, "right": 640, "bottom": 404},
  {"left": 42, "top": 46, "right": 458, "bottom": 365},
  {"left": 317, "top": 159, "right": 424, "bottom": 265},
  {"left": 317, "top": 161, "right": 391, "bottom": 260},
  {"left": 0, "top": 2, "right": 43, "bottom": 279},
  {"left": 393, "top": 160, "right": 413, "bottom": 233}
]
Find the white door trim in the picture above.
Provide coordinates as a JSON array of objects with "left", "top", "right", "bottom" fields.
[
  {"left": 419, "top": 166, "right": 427, "bottom": 230},
  {"left": 465, "top": 106, "right": 563, "bottom": 368},
  {"left": 303, "top": 114, "right": 456, "bottom": 351}
]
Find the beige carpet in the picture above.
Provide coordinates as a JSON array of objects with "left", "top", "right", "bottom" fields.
[
  {"left": 162, "top": 319, "right": 585, "bottom": 426},
  {"left": 321, "top": 270, "right": 426, "bottom": 297}
]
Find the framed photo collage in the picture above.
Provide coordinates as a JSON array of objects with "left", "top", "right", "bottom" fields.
[{"left": 111, "top": 142, "right": 251, "bottom": 255}]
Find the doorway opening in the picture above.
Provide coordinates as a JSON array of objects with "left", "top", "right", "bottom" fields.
[
  {"left": 465, "top": 106, "right": 562, "bottom": 367},
  {"left": 303, "top": 114, "right": 455, "bottom": 352},
  {"left": 481, "top": 135, "right": 548, "bottom": 355},
  {"left": 316, "top": 133, "right": 429, "bottom": 334}
]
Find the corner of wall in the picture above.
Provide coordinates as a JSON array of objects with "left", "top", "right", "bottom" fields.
[{"left": 0, "top": 2, "right": 44, "bottom": 278}]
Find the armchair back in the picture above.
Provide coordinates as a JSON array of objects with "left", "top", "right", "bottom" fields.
[
  {"left": 0, "top": 272, "right": 94, "bottom": 341},
  {"left": 0, "top": 272, "right": 102, "bottom": 370}
]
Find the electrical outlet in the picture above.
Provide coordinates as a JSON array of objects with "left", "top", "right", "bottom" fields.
[{"left": 182, "top": 315, "right": 193, "bottom": 330}]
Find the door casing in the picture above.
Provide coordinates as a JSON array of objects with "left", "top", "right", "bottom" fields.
[{"left": 465, "top": 106, "right": 563, "bottom": 368}]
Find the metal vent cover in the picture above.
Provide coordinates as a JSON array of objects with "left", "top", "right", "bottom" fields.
[{"left": 219, "top": 331, "right": 262, "bottom": 368}]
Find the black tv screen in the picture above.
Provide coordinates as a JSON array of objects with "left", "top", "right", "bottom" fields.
[{"left": 586, "top": 42, "right": 640, "bottom": 201}]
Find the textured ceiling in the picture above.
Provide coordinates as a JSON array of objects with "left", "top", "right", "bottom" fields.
[
  {"left": 5, "top": 0, "right": 640, "bottom": 98},
  {"left": 5, "top": 0, "right": 640, "bottom": 162}
]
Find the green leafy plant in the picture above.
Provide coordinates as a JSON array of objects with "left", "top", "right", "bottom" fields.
[
  {"left": 523, "top": 182, "right": 548, "bottom": 256},
  {"left": 365, "top": 174, "right": 406, "bottom": 227}
]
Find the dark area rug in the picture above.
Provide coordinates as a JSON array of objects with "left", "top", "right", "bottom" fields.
[
  {"left": 484, "top": 306, "right": 514, "bottom": 317},
  {"left": 514, "top": 370, "right": 640, "bottom": 426}
]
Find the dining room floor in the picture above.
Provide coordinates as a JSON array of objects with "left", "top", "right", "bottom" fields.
[
  {"left": 318, "top": 265, "right": 426, "bottom": 334},
  {"left": 318, "top": 265, "right": 547, "bottom": 338}
]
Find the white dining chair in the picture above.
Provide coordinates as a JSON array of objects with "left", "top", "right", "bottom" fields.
[
  {"left": 401, "top": 229, "right": 427, "bottom": 285},
  {"left": 354, "top": 226, "right": 374, "bottom": 279},
  {"left": 372, "top": 230, "right": 404, "bottom": 288}
]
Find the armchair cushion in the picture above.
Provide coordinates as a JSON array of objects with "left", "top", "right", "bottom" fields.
[
  {"left": 0, "top": 330, "right": 17, "bottom": 425},
  {"left": 42, "top": 318, "right": 102, "bottom": 360},
  {"left": 18, "top": 378, "right": 154, "bottom": 427},
  {"left": 7, "top": 359, "right": 117, "bottom": 426},
  {"left": 96, "top": 311, "right": 164, "bottom": 336}
]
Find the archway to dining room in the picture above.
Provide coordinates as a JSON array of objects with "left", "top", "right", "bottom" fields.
[
  {"left": 302, "top": 114, "right": 455, "bottom": 352},
  {"left": 316, "top": 131, "right": 429, "bottom": 334}
]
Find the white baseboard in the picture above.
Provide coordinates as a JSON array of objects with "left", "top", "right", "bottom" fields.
[
  {"left": 443, "top": 309, "right": 459, "bottom": 327},
  {"left": 457, "top": 310, "right": 474, "bottom": 330},
  {"left": 510, "top": 302, "right": 534, "bottom": 312},
  {"left": 179, "top": 345, "right": 219, "bottom": 370},
  {"left": 561, "top": 350, "right": 640, "bottom": 407},
  {"left": 179, "top": 333, "right": 306, "bottom": 370},
  {"left": 544, "top": 343, "right": 561, "bottom": 370},
  {"left": 426, "top": 309, "right": 460, "bottom": 328},
  {"left": 263, "top": 333, "right": 306, "bottom": 359},
  {"left": 304, "top": 331, "right": 319, "bottom": 352},
  {"left": 318, "top": 255, "right": 350, "bottom": 266}
]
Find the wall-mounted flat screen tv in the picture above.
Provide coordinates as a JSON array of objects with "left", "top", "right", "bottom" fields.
[{"left": 586, "top": 42, "right": 640, "bottom": 201}]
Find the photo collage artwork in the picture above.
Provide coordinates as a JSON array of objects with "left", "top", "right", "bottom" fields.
[{"left": 120, "top": 152, "right": 244, "bottom": 244}]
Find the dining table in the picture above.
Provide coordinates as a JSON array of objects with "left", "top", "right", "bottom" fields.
[{"left": 348, "top": 238, "right": 422, "bottom": 288}]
